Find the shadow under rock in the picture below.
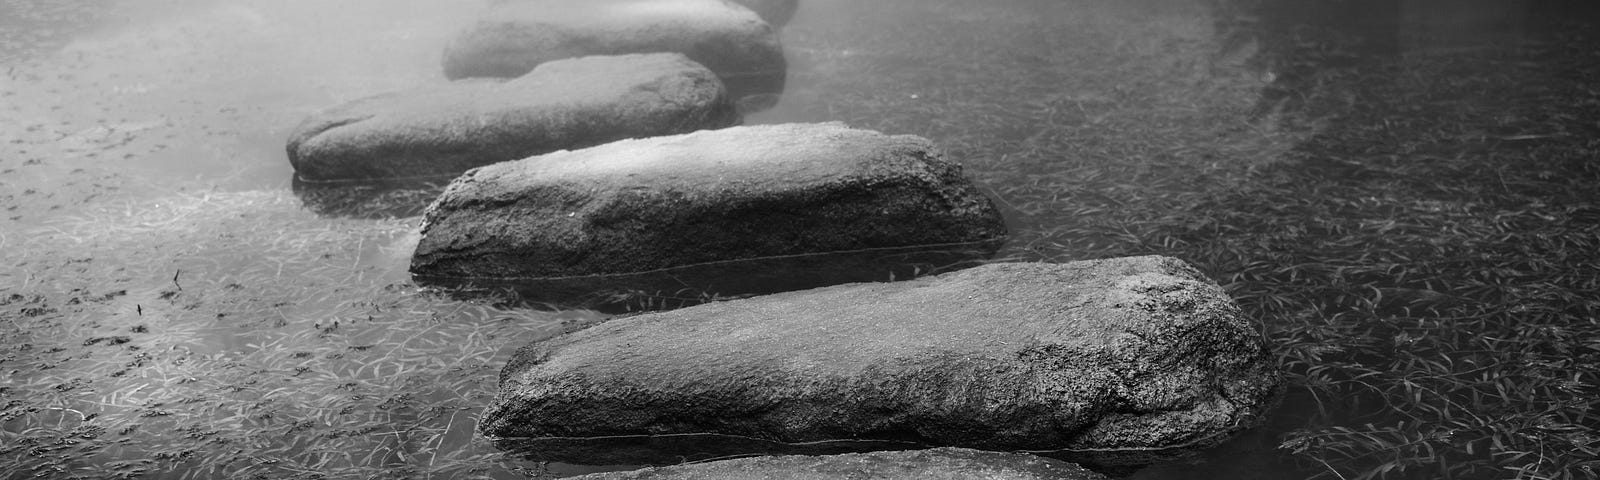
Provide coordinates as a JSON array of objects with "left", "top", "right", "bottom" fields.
[
  {"left": 494, "top": 434, "right": 928, "bottom": 469},
  {"left": 414, "top": 239, "right": 1006, "bottom": 314},
  {"left": 494, "top": 432, "right": 1151, "bottom": 477}
]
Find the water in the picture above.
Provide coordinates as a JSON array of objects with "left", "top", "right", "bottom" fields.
[{"left": 4, "top": 0, "right": 1597, "bottom": 478}]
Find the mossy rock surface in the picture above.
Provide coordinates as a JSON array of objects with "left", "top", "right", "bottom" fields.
[
  {"left": 480, "top": 256, "right": 1283, "bottom": 468},
  {"left": 287, "top": 53, "right": 737, "bottom": 182}
]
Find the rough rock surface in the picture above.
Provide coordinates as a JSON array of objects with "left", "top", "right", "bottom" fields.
[
  {"left": 445, "top": 0, "right": 786, "bottom": 102},
  {"left": 410, "top": 122, "right": 1007, "bottom": 284},
  {"left": 571, "top": 448, "right": 1110, "bottom": 480},
  {"left": 731, "top": 0, "right": 800, "bottom": 27},
  {"left": 479, "top": 256, "right": 1283, "bottom": 468},
  {"left": 287, "top": 53, "right": 737, "bottom": 182}
]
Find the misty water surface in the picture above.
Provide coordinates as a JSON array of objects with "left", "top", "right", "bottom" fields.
[{"left": 4, "top": 0, "right": 1597, "bottom": 479}]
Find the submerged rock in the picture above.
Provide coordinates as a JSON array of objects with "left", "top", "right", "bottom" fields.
[
  {"left": 410, "top": 122, "right": 1007, "bottom": 306},
  {"left": 287, "top": 53, "right": 737, "bottom": 182},
  {"left": 731, "top": 0, "right": 800, "bottom": 27},
  {"left": 444, "top": 0, "right": 785, "bottom": 104},
  {"left": 479, "top": 256, "right": 1283, "bottom": 469},
  {"left": 571, "top": 447, "right": 1110, "bottom": 480}
]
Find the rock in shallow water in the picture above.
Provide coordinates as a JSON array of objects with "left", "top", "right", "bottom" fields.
[
  {"left": 445, "top": 0, "right": 786, "bottom": 104},
  {"left": 730, "top": 0, "right": 800, "bottom": 27},
  {"left": 286, "top": 53, "right": 737, "bottom": 182},
  {"left": 479, "top": 256, "right": 1283, "bottom": 469},
  {"left": 410, "top": 122, "right": 1007, "bottom": 306},
  {"left": 571, "top": 447, "right": 1110, "bottom": 480}
]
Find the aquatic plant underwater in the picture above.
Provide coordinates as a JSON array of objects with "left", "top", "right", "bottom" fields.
[{"left": 3, "top": 0, "right": 1598, "bottom": 479}]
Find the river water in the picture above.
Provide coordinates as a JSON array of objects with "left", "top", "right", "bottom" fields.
[{"left": 4, "top": 0, "right": 1596, "bottom": 478}]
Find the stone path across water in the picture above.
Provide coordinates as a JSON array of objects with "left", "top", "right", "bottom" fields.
[{"left": 280, "top": 0, "right": 1281, "bottom": 475}]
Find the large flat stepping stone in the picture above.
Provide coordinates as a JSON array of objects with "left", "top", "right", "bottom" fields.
[
  {"left": 479, "top": 256, "right": 1284, "bottom": 470},
  {"left": 443, "top": 0, "right": 786, "bottom": 104},
  {"left": 410, "top": 122, "right": 1007, "bottom": 308},
  {"left": 571, "top": 448, "right": 1110, "bottom": 480},
  {"left": 287, "top": 53, "right": 737, "bottom": 182}
]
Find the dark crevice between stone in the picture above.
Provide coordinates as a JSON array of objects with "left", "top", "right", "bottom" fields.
[
  {"left": 414, "top": 239, "right": 1005, "bottom": 312},
  {"left": 491, "top": 432, "right": 931, "bottom": 467}
]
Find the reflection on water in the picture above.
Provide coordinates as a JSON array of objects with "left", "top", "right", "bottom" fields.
[{"left": 3, "top": 0, "right": 1597, "bottom": 478}]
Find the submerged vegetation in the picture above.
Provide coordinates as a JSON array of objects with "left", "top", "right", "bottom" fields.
[
  {"left": 774, "top": 0, "right": 1599, "bottom": 478},
  {"left": 2, "top": 0, "right": 1597, "bottom": 479},
  {"left": 2, "top": 192, "right": 605, "bottom": 478},
  {"left": 1192, "top": 4, "right": 1600, "bottom": 477}
]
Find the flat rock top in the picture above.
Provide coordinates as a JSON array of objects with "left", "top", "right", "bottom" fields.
[
  {"left": 521, "top": 255, "right": 1236, "bottom": 381},
  {"left": 320, "top": 53, "right": 715, "bottom": 120},
  {"left": 488, "top": 255, "right": 1280, "bottom": 460},
  {"left": 574, "top": 447, "right": 1110, "bottom": 480},
  {"left": 449, "top": 123, "right": 944, "bottom": 201},
  {"left": 288, "top": 52, "right": 732, "bottom": 181},
  {"left": 505, "top": 52, "right": 720, "bottom": 98}
]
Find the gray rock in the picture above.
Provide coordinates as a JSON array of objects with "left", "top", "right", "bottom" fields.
[
  {"left": 287, "top": 53, "right": 737, "bottom": 182},
  {"left": 571, "top": 447, "right": 1110, "bottom": 480},
  {"left": 731, "top": 0, "right": 799, "bottom": 27},
  {"left": 479, "top": 256, "right": 1283, "bottom": 469},
  {"left": 410, "top": 122, "right": 1007, "bottom": 304},
  {"left": 445, "top": 0, "right": 786, "bottom": 103}
]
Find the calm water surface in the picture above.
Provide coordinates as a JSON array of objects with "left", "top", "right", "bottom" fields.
[{"left": 3, "top": 0, "right": 1596, "bottom": 478}]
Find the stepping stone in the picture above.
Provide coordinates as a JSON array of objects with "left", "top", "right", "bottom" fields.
[
  {"left": 479, "top": 256, "right": 1284, "bottom": 470},
  {"left": 443, "top": 0, "right": 786, "bottom": 104},
  {"left": 287, "top": 53, "right": 737, "bottom": 182},
  {"left": 409, "top": 122, "right": 1008, "bottom": 307},
  {"left": 570, "top": 448, "right": 1110, "bottom": 480}
]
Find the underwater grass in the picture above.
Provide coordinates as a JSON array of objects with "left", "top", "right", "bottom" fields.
[
  {"left": 1, "top": 191, "right": 605, "bottom": 479},
  {"left": 780, "top": 0, "right": 1599, "bottom": 478},
  {"left": 3, "top": 0, "right": 1597, "bottom": 478},
  {"left": 1164, "top": 5, "right": 1599, "bottom": 478}
]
